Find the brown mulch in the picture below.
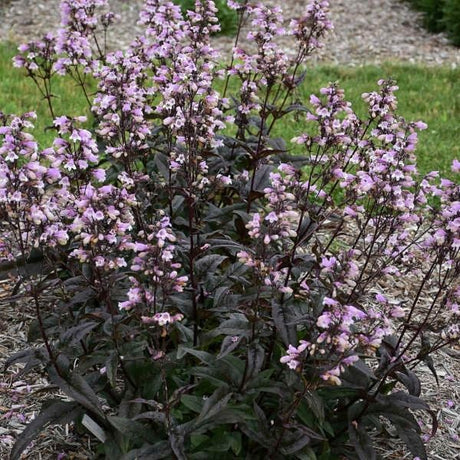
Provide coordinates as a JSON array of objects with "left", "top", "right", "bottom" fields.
[
  {"left": 0, "top": 280, "right": 95, "bottom": 459},
  {"left": 1, "top": 272, "right": 459, "bottom": 458}
]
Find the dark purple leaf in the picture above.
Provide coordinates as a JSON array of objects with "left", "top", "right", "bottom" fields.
[
  {"left": 197, "top": 387, "right": 232, "bottom": 424},
  {"left": 170, "top": 430, "right": 186, "bottom": 460},
  {"left": 11, "top": 400, "right": 82, "bottom": 460},
  {"left": 48, "top": 367, "right": 106, "bottom": 420},
  {"left": 272, "top": 299, "right": 297, "bottom": 346},
  {"left": 121, "top": 441, "right": 172, "bottom": 460},
  {"left": 394, "top": 425, "right": 427, "bottom": 460},
  {"left": 105, "top": 350, "right": 118, "bottom": 388},
  {"left": 194, "top": 254, "right": 227, "bottom": 276},
  {"left": 217, "top": 334, "right": 242, "bottom": 359},
  {"left": 395, "top": 370, "right": 422, "bottom": 396},
  {"left": 250, "top": 164, "right": 273, "bottom": 193},
  {"left": 348, "top": 421, "right": 377, "bottom": 460},
  {"left": 280, "top": 429, "right": 311, "bottom": 456},
  {"left": 60, "top": 321, "right": 99, "bottom": 345}
]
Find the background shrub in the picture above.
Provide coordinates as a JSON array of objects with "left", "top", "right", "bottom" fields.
[
  {"left": 409, "top": 0, "right": 446, "bottom": 32},
  {"left": 443, "top": 0, "right": 460, "bottom": 45},
  {"left": 406, "top": 0, "right": 460, "bottom": 46}
]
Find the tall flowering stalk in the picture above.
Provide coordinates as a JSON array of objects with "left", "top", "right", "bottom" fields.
[{"left": 4, "top": 0, "right": 459, "bottom": 459}]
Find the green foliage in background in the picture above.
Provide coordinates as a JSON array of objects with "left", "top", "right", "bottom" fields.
[
  {"left": 443, "top": 0, "right": 460, "bottom": 45},
  {"left": 407, "top": 0, "right": 460, "bottom": 45},
  {"left": 409, "top": 0, "right": 445, "bottom": 33}
]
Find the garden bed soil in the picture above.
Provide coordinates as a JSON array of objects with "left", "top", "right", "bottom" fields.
[{"left": 1, "top": 255, "right": 459, "bottom": 459}]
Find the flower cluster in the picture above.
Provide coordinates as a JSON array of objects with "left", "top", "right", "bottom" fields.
[
  {"left": 66, "top": 182, "right": 136, "bottom": 269},
  {"left": 237, "top": 164, "right": 301, "bottom": 294},
  {"left": 138, "top": 0, "right": 186, "bottom": 60},
  {"left": 276, "top": 78, "right": 459, "bottom": 384},
  {"left": 423, "top": 162, "right": 460, "bottom": 252},
  {"left": 232, "top": 3, "right": 288, "bottom": 85},
  {"left": 0, "top": 113, "right": 60, "bottom": 256},
  {"left": 92, "top": 49, "right": 153, "bottom": 164},
  {"left": 51, "top": 115, "right": 99, "bottom": 173},
  {"left": 120, "top": 215, "right": 188, "bottom": 312},
  {"left": 290, "top": 0, "right": 333, "bottom": 54},
  {"left": 55, "top": 0, "right": 114, "bottom": 74},
  {"left": 280, "top": 340, "right": 310, "bottom": 370},
  {"left": 12, "top": 33, "right": 57, "bottom": 74},
  {"left": 142, "top": 311, "right": 184, "bottom": 326}
]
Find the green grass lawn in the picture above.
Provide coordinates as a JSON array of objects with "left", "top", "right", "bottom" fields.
[
  {"left": 287, "top": 64, "right": 460, "bottom": 177},
  {"left": 0, "top": 41, "right": 458, "bottom": 176}
]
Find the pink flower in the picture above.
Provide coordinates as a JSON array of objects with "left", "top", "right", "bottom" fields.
[
  {"left": 92, "top": 168, "right": 106, "bottom": 182},
  {"left": 265, "top": 212, "right": 278, "bottom": 223},
  {"left": 375, "top": 293, "right": 387, "bottom": 303},
  {"left": 317, "top": 312, "right": 332, "bottom": 328},
  {"left": 452, "top": 159, "right": 460, "bottom": 173}
]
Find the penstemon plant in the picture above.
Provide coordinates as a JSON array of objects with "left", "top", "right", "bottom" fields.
[{"left": 2, "top": 0, "right": 459, "bottom": 458}]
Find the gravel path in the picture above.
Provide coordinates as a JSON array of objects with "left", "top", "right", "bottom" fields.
[{"left": 0, "top": 0, "right": 459, "bottom": 66}]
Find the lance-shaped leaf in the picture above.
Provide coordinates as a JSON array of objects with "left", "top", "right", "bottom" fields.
[
  {"left": 121, "top": 441, "right": 172, "bottom": 460},
  {"left": 60, "top": 321, "right": 99, "bottom": 346},
  {"left": 108, "top": 416, "right": 152, "bottom": 444},
  {"left": 170, "top": 429, "right": 186, "bottom": 460},
  {"left": 196, "top": 387, "right": 233, "bottom": 425},
  {"left": 194, "top": 254, "right": 227, "bottom": 277},
  {"left": 272, "top": 299, "right": 297, "bottom": 346},
  {"left": 248, "top": 164, "right": 273, "bottom": 193},
  {"left": 348, "top": 420, "right": 377, "bottom": 460},
  {"left": 104, "top": 350, "right": 119, "bottom": 388},
  {"left": 395, "top": 369, "right": 421, "bottom": 396},
  {"left": 48, "top": 367, "right": 106, "bottom": 420},
  {"left": 4, "top": 347, "right": 47, "bottom": 378},
  {"left": 279, "top": 428, "right": 312, "bottom": 456},
  {"left": 11, "top": 400, "right": 82, "bottom": 460},
  {"left": 217, "top": 334, "right": 242, "bottom": 359}
]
